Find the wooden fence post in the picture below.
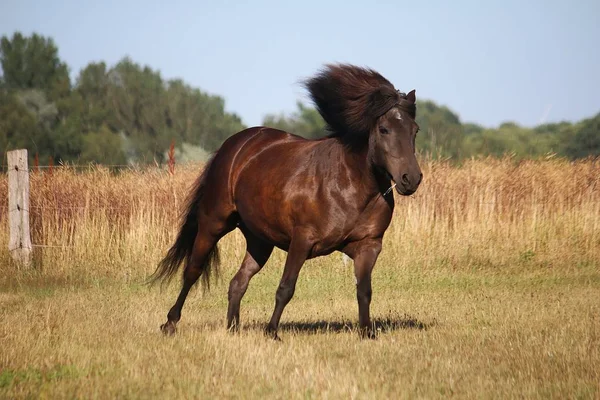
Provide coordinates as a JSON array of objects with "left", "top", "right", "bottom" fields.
[{"left": 8, "top": 149, "right": 32, "bottom": 267}]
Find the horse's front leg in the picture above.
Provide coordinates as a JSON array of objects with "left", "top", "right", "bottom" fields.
[{"left": 343, "top": 238, "right": 382, "bottom": 339}]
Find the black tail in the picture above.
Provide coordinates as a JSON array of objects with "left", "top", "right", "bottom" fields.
[{"left": 147, "top": 154, "right": 220, "bottom": 290}]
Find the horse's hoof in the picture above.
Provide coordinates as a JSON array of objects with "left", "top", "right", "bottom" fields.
[
  {"left": 268, "top": 334, "right": 282, "bottom": 342},
  {"left": 160, "top": 322, "right": 176, "bottom": 336},
  {"left": 359, "top": 327, "right": 377, "bottom": 340},
  {"left": 265, "top": 327, "right": 282, "bottom": 341}
]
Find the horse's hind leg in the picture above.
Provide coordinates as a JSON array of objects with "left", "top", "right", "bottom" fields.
[
  {"left": 227, "top": 230, "right": 273, "bottom": 331},
  {"left": 161, "top": 226, "right": 229, "bottom": 335}
]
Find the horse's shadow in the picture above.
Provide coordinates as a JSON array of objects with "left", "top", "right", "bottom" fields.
[{"left": 242, "top": 314, "right": 435, "bottom": 335}]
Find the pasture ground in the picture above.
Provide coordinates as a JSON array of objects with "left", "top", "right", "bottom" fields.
[{"left": 1, "top": 158, "right": 599, "bottom": 398}]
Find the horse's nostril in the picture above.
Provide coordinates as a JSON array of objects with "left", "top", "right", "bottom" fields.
[{"left": 401, "top": 174, "right": 410, "bottom": 186}]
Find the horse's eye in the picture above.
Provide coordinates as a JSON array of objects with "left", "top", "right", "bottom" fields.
[{"left": 379, "top": 126, "right": 389, "bottom": 135}]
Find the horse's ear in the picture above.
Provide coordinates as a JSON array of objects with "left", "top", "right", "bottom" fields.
[{"left": 406, "top": 89, "right": 416, "bottom": 104}]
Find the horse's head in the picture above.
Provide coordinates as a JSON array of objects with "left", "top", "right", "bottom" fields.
[
  {"left": 369, "top": 90, "right": 422, "bottom": 196},
  {"left": 304, "top": 64, "right": 422, "bottom": 195}
]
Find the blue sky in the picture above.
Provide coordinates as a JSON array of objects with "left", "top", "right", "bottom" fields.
[{"left": 2, "top": 0, "right": 599, "bottom": 128}]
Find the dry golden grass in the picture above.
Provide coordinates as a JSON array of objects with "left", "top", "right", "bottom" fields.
[{"left": 1, "top": 157, "right": 599, "bottom": 399}]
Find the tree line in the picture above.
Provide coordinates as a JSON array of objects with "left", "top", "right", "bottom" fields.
[
  {"left": 264, "top": 100, "right": 600, "bottom": 161},
  {"left": 0, "top": 32, "right": 244, "bottom": 165},
  {"left": 1, "top": 32, "right": 598, "bottom": 166}
]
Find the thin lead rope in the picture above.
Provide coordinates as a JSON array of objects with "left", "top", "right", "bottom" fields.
[{"left": 384, "top": 182, "right": 397, "bottom": 196}]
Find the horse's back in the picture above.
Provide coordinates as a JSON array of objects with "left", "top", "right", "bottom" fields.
[
  {"left": 199, "top": 126, "right": 306, "bottom": 219},
  {"left": 227, "top": 126, "right": 307, "bottom": 164}
]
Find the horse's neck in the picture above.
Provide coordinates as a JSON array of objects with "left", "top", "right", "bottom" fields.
[{"left": 328, "top": 138, "right": 388, "bottom": 202}]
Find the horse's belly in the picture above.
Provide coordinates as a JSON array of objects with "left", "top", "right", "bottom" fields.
[
  {"left": 237, "top": 205, "right": 293, "bottom": 249},
  {"left": 234, "top": 181, "right": 349, "bottom": 253},
  {"left": 234, "top": 174, "right": 296, "bottom": 249}
]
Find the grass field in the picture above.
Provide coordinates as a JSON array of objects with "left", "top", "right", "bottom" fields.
[{"left": 1, "top": 157, "right": 599, "bottom": 399}]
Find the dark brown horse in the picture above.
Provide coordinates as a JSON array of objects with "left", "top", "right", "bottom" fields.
[{"left": 150, "top": 64, "right": 422, "bottom": 340}]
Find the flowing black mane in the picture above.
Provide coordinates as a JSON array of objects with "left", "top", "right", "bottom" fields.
[{"left": 305, "top": 64, "right": 414, "bottom": 145}]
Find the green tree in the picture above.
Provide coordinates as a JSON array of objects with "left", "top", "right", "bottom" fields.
[
  {"left": 80, "top": 125, "right": 126, "bottom": 164},
  {"left": 0, "top": 32, "right": 70, "bottom": 101},
  {"left": 74, "top": 62, "right": 115, "bottom": 133},
  {"left": 263, "top": 101, "right": 326, "bottom": 139},
  {"left": 0, "top": 32, "right": 75, "bottom": 162},
  {"left": 0, "top": 89, "right": 39, "bottom": 156},
  {"left": 563, "top": 113, "right": 600, "bottom": 159},
  {"left": 414, "top": 100, "right": 465, "bottom": 159}
]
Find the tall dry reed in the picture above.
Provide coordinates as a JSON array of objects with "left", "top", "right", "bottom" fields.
[{"left": 1, "top": 157, "right": 598, "bottom": 283}]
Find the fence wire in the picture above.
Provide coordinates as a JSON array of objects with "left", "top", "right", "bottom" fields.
[{"left": 6, "top": 162, "right": 599, "bottom": 251}]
